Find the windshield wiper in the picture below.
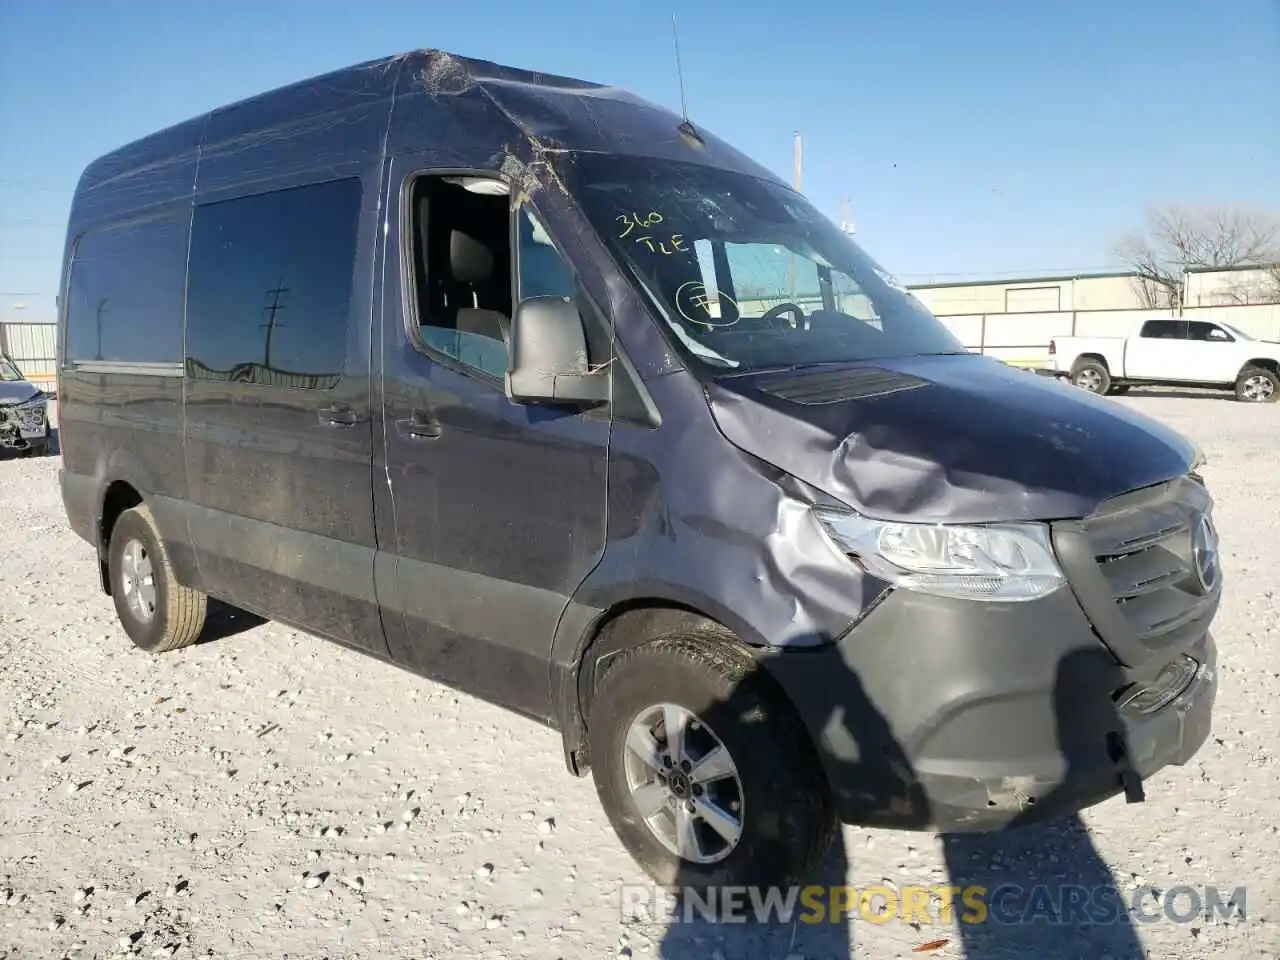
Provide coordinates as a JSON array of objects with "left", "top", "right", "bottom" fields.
[{"left": 715, "top": 360, "right": 852, "bottom": 379}]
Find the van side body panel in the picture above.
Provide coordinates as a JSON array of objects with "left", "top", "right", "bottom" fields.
[
  {"left": 59, "top": 113, "right": 201, "bottom": 583},
  {"left": 374, "top": 127, "right": 611, "bottom": 721},
  {"left": 178, "top": 73, "right": 397, "bottom": 653}
]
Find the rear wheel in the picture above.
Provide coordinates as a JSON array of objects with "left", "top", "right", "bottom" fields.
[
  {"left": 107, "top": 504, "right": 207, "bottom": 653},
  {"left": 587, "top": 631, "right": 836, "bottom": 895},
  {"left": 1235, "top": 365, "right": 1278, "bottom": 403},
  {"left": 1070, "top": 358, "right": 1110, "bottom": 394}
]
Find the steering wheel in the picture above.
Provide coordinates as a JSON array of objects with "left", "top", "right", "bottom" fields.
[{"left": 761, "top": 302, "right": 807, "bottom": 326}]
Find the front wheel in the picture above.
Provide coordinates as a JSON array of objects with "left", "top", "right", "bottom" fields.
[
  {"left": 1235, "top": 365, "right": 1279, "bottom": 403},
  {"left": 587, "top": 632, "right": 836, "bottom": 895}
]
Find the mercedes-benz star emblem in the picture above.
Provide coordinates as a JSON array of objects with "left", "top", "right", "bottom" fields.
[{"left": 1191, "top": 513, "right": 1220, "bottom": 593}]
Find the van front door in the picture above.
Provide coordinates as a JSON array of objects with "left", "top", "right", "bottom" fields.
[{"left": 374, "top": 165, "right": 609, "bottom": 721}]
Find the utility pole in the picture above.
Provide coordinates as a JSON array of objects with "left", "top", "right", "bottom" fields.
[
  {"left": 838, "top": 197, "right": 855, "bottom": 236},
  {"left": 259, "top": 281, "right": 289, "bottom": 370},
  {"left": 95, "top": 299, "right": 108, "bottom": 360},
  {"left": 793, "top": 130, "right": 802, "bottom": 192}
]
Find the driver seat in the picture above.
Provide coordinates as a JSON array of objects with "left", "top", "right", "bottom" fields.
[{"left": 449, "top": 229, "right": 509, "bottom": 344}]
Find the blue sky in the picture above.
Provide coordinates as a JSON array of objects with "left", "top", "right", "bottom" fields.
[{"left": 2, "top": 0, "right": 1277, "bottom": 323}]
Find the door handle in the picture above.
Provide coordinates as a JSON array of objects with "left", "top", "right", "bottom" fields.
[
  {"left": 396, "top": 413, "right": 441, "bottom": 440},
  {"left": 318, "top": 404, "right": 358, "bottom": 427}
]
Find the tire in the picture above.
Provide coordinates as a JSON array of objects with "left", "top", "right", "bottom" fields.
[
  {"left": 587, "top": 632, "right": 836, "bottom": 895},
  {"left": 107, "top": 504, "right": 207, "bottom": 653},
  {"left": 1070, "top": 358, "right": 1111, "bottom": 395},
  {"left": 1235, "top": 365, "right": 1279, "bottom": 403}
]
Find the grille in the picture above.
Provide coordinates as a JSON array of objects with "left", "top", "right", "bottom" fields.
[{"left": 1075, "top": 476, "right": 1218, "bottom": 658}]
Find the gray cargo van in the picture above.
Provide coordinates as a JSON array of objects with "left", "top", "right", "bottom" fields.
[{"left": 57, "top": 49, "right": 1220, "bottom": 891}]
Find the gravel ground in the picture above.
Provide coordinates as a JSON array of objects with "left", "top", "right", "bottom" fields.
[{"left": 1, "top": 392, "right": 1278, "bottom": 960}]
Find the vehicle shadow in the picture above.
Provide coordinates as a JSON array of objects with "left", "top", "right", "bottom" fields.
[
  {"left": 1119, "top": 388, "right": 1235, "bottom": 402},
  {"left": 940, "top": 647, "right": 1147, "bottom": 959},
  {"left": 651, "top": 645, "right": 1146, "bottom": 959},
  {"left": 198, "top": 599, "right": 268, "bottom": 644}
]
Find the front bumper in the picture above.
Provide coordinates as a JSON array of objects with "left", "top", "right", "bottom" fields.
[
  {"left": 759, "top": 583, "right": 1217, "bottom": 833},
  {"left": 0, "top": 396, "right": 49, "bottom": 448}
]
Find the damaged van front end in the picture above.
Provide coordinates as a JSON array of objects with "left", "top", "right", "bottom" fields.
[
  {"left": 543, "top": 147, "right": 1220, "bottom": 845},
  {"left": 701, "top": 356, "right": 1220, "bottom": 831}
]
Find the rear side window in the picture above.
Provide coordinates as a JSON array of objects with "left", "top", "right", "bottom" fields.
[
  {"left": 1139, "top": 320, "right": 1182, "bottom": 339},
  {"left": 185, "top": 177, "right": 363, "bottom": 387},
  {"left": 64, "top": 210, "right": 189, "bottom": 364}
]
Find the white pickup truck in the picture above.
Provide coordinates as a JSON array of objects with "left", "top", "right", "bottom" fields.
[{"left": 1048, "top": 317, "right": 1280, "bottom": 402}]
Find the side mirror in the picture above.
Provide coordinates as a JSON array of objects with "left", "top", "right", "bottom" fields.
[{"left": 506, "top": 296, "right": 609, "bottom": 406}]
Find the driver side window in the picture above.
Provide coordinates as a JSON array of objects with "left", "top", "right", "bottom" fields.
[
  {"left": 1189, "top": 321, "right": 1232, "bottom": 342},
  {"left": 406, "top": 176, "right": 576, "bottom": 381}
]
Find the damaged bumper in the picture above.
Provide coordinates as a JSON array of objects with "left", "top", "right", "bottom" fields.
[
  {"left": 0, "top": 394, "right": 49, "bottom": 449},
  {"left": 759, "top": 584, "right": 1217, "bottom": 833}
]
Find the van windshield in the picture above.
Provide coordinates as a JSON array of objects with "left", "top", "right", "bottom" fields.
[{"left": 561, "top": 153, "right": 967, "bottom": 374}]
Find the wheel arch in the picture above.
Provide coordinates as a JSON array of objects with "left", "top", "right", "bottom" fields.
[
  {"left": 1239, "top": 357, "right": 1280, "bottom": 377},
  {"left": 96, "top": 479, "right": 144, "bottom": 595},
  {"left": 1072, "top": 352, "right": 1110, "bottom": 372},
  {"left": 554, "top": 598, "right": 768, "bottom": 777}
]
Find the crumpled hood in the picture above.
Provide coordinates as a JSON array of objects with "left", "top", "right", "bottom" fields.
[
  {"left": 0, "top": 380, "right": 39, "bottom": 406},
  {"left": 705, "top": 354, "right": 1198, "bottom": 524}
]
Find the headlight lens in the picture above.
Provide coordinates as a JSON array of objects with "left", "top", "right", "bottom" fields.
[
  {"left": 814, "top": 508, "right": 1065, "bottom": 602},
  {"left": 1189, "top": 440, "right": 1207, "bottom": 478},
  {"left": 9, "top": 395, "right": 47, "bottom": 430}
]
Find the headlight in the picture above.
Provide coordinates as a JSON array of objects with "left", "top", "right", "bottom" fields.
[
  {"left": 813, "top": 507, "right": 1064, "bottom": 602},
  {"left": 10, "top": 395, "right": 47, "bottom": 431},
  {"left": 1189, "top": 440, "right": 1207, "bottom": 475}
]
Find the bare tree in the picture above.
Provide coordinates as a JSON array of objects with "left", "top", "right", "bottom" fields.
[
  {"left": 1113, "top": 203, "right": 1280, "bottom": 309},
  {"left": 1267, "top": 262, "right": 1280, "bottom": 303}
]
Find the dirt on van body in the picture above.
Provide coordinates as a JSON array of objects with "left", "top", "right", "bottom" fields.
[{"left": 1, "top": 392, "right": 1277, "bottom": 960}]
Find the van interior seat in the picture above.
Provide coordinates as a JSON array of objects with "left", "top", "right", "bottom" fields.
[{"left": 450, "top": 228, "right": 509, "bottom": 344}]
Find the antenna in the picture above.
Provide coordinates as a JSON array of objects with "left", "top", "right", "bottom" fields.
[
  {"left": 671, "top": 14, "right": 704, "bottom": 148},
  {"left": 672, "top": 14, "right": 689, "bottom": 123}
]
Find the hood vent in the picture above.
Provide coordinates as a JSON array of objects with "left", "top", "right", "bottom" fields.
[{"left": 754, "top": 367, "right": 931, "bottom": 405}]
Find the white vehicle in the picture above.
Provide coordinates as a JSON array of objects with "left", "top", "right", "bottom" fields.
[
  {"left": 1049, "top": 318, "right": 1280, "bottom": 403},
  {"left": 0, "top": 354, "right": 52, "bottom": 455}
]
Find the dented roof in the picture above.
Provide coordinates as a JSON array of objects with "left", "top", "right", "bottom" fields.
[{"left": 68, "top": 48, "right": 783, "bottom": 234}]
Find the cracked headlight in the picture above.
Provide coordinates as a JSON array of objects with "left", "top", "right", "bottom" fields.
[{"left": 814, "top": 508, "right": 1065, "bottom": 602}]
